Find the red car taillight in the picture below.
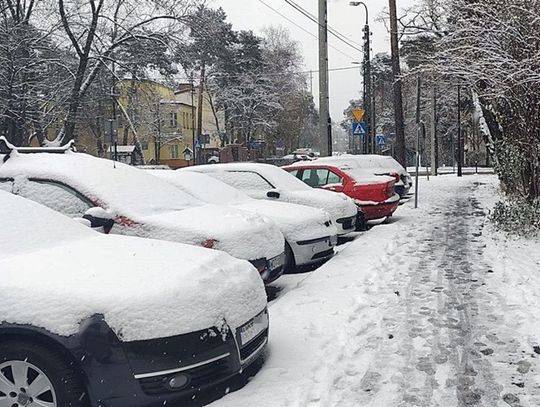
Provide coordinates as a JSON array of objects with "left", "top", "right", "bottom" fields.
[
  {"left": 386, "top": 181, "right": 395, "bottom": 198},
  {"left": 201, "top": 239, "right": 217, "bottom": 249}
]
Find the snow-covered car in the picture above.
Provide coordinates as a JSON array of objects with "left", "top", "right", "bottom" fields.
[
  {"left": 282, "top": 163, "right": 400, "bottom": 224},
  {"left": 182, "top": 162, "right": 358, "bottom": 236},
  {"left": 0, "top": 143, "right": 286, "bottom": 284},
  {"left": 0, "top": 190, "right": 269, "bottom": 407},
  {"left": 313, "top": 154, "right": 413, "bottom": 198},
  {"left": 149, "top": 170, "right": 339, "bottom": 271}
]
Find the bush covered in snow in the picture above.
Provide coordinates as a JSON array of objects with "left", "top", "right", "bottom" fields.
[{"left": 491, "top": 198, "right": 540, "bottom": 236}]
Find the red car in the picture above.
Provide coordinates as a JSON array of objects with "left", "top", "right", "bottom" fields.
[{"left": 282, "top": 163, "right": 400, "bottom": 227}]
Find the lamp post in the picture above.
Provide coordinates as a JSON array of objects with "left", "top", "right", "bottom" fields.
[{"left": 349, "top": 1, "right": 373, "bottom": 154}]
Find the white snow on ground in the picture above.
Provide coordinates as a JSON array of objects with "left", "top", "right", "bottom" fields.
[
  {"left": 0, "top": 192, "right": 267, "bottom": 341},
  {"left": 210, "top": 174, "right": 540, "bottom": 407}
]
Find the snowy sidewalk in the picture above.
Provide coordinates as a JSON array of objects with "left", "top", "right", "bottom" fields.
[{"left": 209, "top": 175, "right": 540, "bottom": 407}]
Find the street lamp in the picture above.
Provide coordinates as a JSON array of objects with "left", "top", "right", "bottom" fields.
[{"left": 349, "top": 1, "right": 373, "bottom": 155}]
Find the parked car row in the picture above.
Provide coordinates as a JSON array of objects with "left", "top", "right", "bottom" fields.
[{"left": 0, "top": 136, "right": 412, "bottom": 407}]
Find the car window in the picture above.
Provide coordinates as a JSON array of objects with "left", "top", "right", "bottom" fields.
[
  {"left": 211, "top": 171, "right": 274, "bottom": 193},
  {"left": 14, "top": 179, "right": 94, "bottom": 218},
  {"left": 301, "top": 169, "right": 331, "bottom": 187},
  {"left": 0, "top": 179, "right": 13, "bottom": 193},
  {"left": 327, "top": 171, "right": 343, "bottom": 185}
]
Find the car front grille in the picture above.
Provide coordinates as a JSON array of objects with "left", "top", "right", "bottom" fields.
[
  {"left": 240, "top": 329, "right": 268, "bottom": 362},
  {"left": 138, "top": 357, "right": 236, "bottom": 395}
]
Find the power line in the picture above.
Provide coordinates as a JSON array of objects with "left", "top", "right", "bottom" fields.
[
  {"left": 283, "top": 0, "right": 364, "bottom": 54},
  {"left": 257, "top": 0, "right": 359, "bottom": 61},
  {"left": 193, "top": 65, "right": 361, "bottom": 82},
  {"left": 286, "top": 0, "right": 363, "bottom": 48}
]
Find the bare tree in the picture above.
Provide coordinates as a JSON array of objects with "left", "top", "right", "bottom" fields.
[{"left": 48, "top": 0, "right": 194, "bottom": 146}]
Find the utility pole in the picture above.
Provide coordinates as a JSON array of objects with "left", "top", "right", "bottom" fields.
[
  {"left": 319, "top": 0, "right": 331, "bottom": 157},
  {"left": 430, "top": 85, "right": 438, "bottom": 175},
  {"left": 196, "top": 62, "right": 206, "bottom": 165},
  {"left": 190, "top": 73, "right": 197, "bottom": 166},
  {"left": 363, "top": 16, "right": 372, "bottom": 154},
  {"left": 414, "top": 75, "right": 421, "bottom": 209},
  {"left": 457, "top": 83, "right": 463, "bottom": 177},
  {"left": 309, "top": 70, "right": 313, "bottom": 95},
  {"left": 389, "top": 0, "right": 406, "bottom": 166}
]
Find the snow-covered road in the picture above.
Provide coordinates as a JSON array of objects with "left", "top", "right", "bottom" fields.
[{"left": 209, "top": 175, "right": 540, "bottom": 407}]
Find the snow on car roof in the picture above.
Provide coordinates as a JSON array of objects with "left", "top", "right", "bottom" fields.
[
  {"left": 317, "top": 154, "right": 406, "bottom": 172},
  {"left": 186, "top": 162, "right": 313, "bottom": 191},
  {"left": 0, "top": 191, "right": 266, "bottom": 341},
  {"left": 285, "top": 161, "right": 391, "bottom": 185},
  {"left": 0, "top": 151, "right": 203, "bottom": 218},
  {"left": 149, "top": 170, "right": 252, "bottom": 205}
]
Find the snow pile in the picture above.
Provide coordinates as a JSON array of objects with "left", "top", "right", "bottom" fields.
[
  {"left": 150, "top": 170, "right": 338, "bottom": 242},
  {"left": 0, "top": 191, "right": 267, "bottom": 341}
]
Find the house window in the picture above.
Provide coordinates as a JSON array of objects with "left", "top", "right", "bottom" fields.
[
  {"left": 170, "top": 144, "right": 179, "bottom": 159},
  {"left": 169, "top": 112, "right": 178, "bottom": 128}
]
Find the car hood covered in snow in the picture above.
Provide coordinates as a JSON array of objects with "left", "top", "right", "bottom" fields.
[
  {"left": 279, "top": 188, "right": 357, "bottom": 222},
  {"left": 136, "top": 204, "right": 284, "bottom": 260},
  {"left": 234, "top": 200, "right": 337, "bottom": 242},
  {"left": 0, "top": 191, "right": 267, "bottom": 341}
]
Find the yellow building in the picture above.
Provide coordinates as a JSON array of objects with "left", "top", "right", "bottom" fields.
[{"left": 115, "top": 79, "right": 195, "bottom": 168}]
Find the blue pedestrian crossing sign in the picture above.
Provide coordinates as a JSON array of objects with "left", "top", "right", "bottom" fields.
[
  {"left": 352, "top": 121, "right": 367, "bottom": 137},
  {"left": 376, "top": 134, "right": 386, "bottom": 146}
]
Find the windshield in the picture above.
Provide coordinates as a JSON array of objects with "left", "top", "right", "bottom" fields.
[
  {"left": 151, "top": 170, "right": 251, "bottom": 205},
  {"left": 255, "top": 165, "right": 313, "bottom": 191}
]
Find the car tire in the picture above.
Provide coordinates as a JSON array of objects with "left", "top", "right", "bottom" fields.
[
  {"left": 0, "top": 340, "right": 89, "bottom": 407},
  {"left": 283, "top": 241, "right": 296, "bottom": 273},
  {"left": 355, "top": 212, "right": 367, "bottom": 231}
]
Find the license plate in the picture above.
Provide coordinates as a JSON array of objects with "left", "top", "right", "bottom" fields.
[{"left": 240, "top": 311, "right": 268, "bottom": 346}]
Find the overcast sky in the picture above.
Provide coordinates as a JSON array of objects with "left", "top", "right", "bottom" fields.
[{"left": 211, "top": 0, "right": 416, "bottom": 121}]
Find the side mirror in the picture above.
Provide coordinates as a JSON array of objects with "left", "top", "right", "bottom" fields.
[
  {"left": 266, "top": 190, "right": 280, "bottom": 199},
  {"left": 82, "top": 207, "right": 115, "bottom": 233}
]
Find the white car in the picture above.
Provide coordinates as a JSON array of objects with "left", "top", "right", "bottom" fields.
[
  {"left": 0, "top": 144, "right": 285, "bottom": 284},
  {"left": 314, "top": 154, "right": 413, "bottom": 197},
  {"left": 183, "top": 162, "right": 358, "bottom": 235},
  {"left": 0, "top": 190, "right": 268, "bottom": 406},
  {"left": 150, "top": 170, "right": 339, "bottom": 271}
]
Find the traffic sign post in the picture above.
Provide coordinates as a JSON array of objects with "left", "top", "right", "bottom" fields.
[
  {"left": 352, "top": 108, "right": 365, "bottom": 123},
  {"left": 352, "top": 121, "right": 367, "bottom": 137}
]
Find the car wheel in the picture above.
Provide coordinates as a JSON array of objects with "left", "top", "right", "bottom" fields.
[
  {"left": 284, "top": 241, "right": 296, "bottom": 273},
  {"left": 0, "top": 340, "right": 89, "bottom": 407},
  {"left": 355, "top": 212, "right": 367, "bottom": 231}
]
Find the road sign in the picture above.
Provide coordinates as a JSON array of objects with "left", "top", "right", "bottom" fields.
[
  {"left": 352, "top": 108, "right": 365, "bottom": 123},
  {"left": 376, "top": 134, "right": 386, "bottom": 146},
  {"left": 353, "top": 121, "right": 367, "bottom": 136}
]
